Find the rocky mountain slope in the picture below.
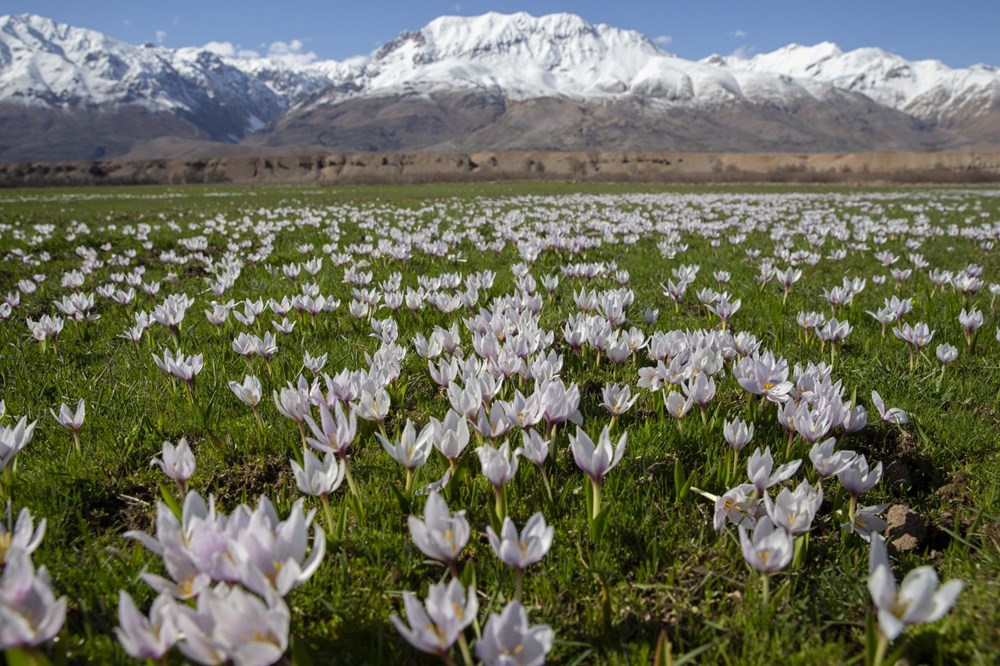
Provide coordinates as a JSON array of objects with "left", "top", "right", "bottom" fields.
[{"left": 1, "top": 12, "right": 998, "bottom": 161}]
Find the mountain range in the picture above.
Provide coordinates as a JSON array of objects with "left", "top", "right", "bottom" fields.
[{"left": 2, "top": 11, "right": 998, "bottom": 162}]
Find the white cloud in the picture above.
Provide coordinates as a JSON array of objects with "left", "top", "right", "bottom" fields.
[
  {"left": 730, "top": 45, "right": 754, "bottom": 60},
  {"left": 155, "top": 30, "right": 167, "bottom": 44},
  {"left": 266, "top": 38, "right": 319, "bottom": 66},
  {"left": 654, "top": 35, "right": 672, "bottom": 46},
  {"left": 199, "top": 41, "right": 261, "bottom": 59},
  {"left": 122, "top": 19, "right": 130, "bottom": 26},
  {"left": 731, "top": 29, "right": 748, "bottom": 38}
]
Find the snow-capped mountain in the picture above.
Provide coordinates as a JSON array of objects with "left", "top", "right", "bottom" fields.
[
  {"left": 708, "top": 42, "right": 1000, "bottom": 125},
  {"left": 1, "top": 11, "right": 998, "bottom": 161}
]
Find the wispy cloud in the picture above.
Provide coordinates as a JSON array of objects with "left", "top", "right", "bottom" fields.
[
  {"left": 730, "top": 45, "right": 754, "bottom": 59},
  {"left": 730, "top": 29, "right": 748, "bottom": 38},
  {"left": 266, "top": 38, "right": 319, "bottom": 66},
  {"left": 199, "top": 41, "right": 261, "bottom": 59},
  {"left": 155, "top": 30, "right": 167, "bottom": 44},
  {"left": 654, "top": 35, "right": 672, "bottom": 47}
]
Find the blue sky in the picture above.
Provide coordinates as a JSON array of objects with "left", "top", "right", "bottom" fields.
[{"left": 7, "top": 0, "right": 997, "bottom": 67}]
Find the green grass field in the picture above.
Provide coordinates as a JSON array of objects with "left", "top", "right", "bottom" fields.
[{"left": 0, "top": 183, "right": 997, "bottom": 665}]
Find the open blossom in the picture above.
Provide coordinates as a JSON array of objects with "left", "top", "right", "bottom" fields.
[
  {"left": 290, "top": 449, "right": 345, "bottom": 497},
  {"left": 304, "top": 400, "right": 357, "bottom": 457},
  {"left": 764, "top": 480, "right": 823, "bottom": 535},
  {"left": 391, "top": 579, "right": 477, "bottom": 658},
  {"left": 486, "top": 513, "right": 554, "bottom": 570},
  {"left": 378, "top": 419, "right": 434, "bottom": 470},
  {"left": 714, "top": 483, "right": 761, "bottom": 530},
  {"left": 747, "top": 447, "right": 801, "bottom": 494},
  {"left": 837, "top": 454, "right": 883, "bottom": 496},
  {"left": 1, "top": 417, "right": 36, "bottom": 471},
  {"left": 723, "top": 417, "right": 754, "bottom": 451},
  {"left": 476, "top": 601, "right": 554, "bottom": 666},
  {"left": 0, "top": 508, "right": 46, "bottom": 566},
  {"left": 808, "top": 438, "right": 856, "bottom": 479},
  {"left": 173, "top": 584, "right": 290, "bottom": 666},
  {"left": 51, "top": 399, "right": 85, "bottom": 432},
  {"left": 408, "top": 491, "right": 469, "bottom": 567},
  {"left": 868, "top": 534, "right": 962, "bottom": 641},
  {"left": 842, "top": 503, "right": 890, "bottom": 541},
  {"left": 151, "top": 438, "right": 196, "bottom": 485},
  {"left": 430, "top": 409, "right": 470, "bottom": 464},
  {"left": 570, "top": 426, "right": 626, "bottom": 483},
  {"left": 738, "top": 516, "right": 793, "bottom": 574},
  {"left": 477, "top": 441, "right": 519, "bottom": 488},
  {"left": 958, "top": 308, "right": 983, "bottom": 336},
  {"left": 115, "top": 591, "right": 178, "bottom": 661},
  {"left": 936, "top": 343, "right": 958, "bottom": 365},
  {"left": 516, "top": 428, "right": 549, "bottom": 466},
  {"left": 125, "top": 492, "right": 324, "bottom": 600},
  {"left": 0, "top": 550, "right": 68, "bottom": 649},
  {"left": 229, "top": 375, "right": 263, "bottom": 409}
]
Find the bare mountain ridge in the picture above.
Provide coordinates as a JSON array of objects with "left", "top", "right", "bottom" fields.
[{"left": 1, "top": 12, "right": 998, "bottom": 162}]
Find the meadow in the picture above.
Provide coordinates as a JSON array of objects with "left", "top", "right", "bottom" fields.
[{"left": 0, "top": 182, "right": 997, "bottom": 665}]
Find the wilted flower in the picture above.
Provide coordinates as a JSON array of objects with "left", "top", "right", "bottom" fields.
[{"left": 870, "top": 390, "right": 909, "bottom": 425}]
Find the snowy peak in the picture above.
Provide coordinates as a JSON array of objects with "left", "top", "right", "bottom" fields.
[
  {"left": 1, "top": 11, "right": 1000, "bottom": 161},
  {"left": 714, "top": 41, "right": 1000, "bottom": 121},
  {"left": 357, "top": 11, "right": 664, "bottom": 98},
  {"left": 405, "top": 11, "right": 660, "bottom": 63}
]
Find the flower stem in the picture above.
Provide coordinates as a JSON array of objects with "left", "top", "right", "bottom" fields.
[
  {"left": 456, "top": 634, "right": 474, "bottom": 666},
  {"left": 343, "top": 458, "right": 361, "bottom": 499},
  {"left": 320, "top": 494, "right": 336, "bottom": 539},
  {"left": 538, "top": 464, "right": 554, "bottom": 503},
  {"left": 761, "top": 573, "right": 770, "bottom": 607},
  {"left": 514, "top": 568, "right": 524, "bottom": 602},
  {"left": 872, "top": 632, "right": 890, "bottom": 666},
  {"left": 591, "top": 478, "right": 602, "bottom": 521},
  {"left": 494, "top": 485, "right": 507, "bottom": 521}
]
